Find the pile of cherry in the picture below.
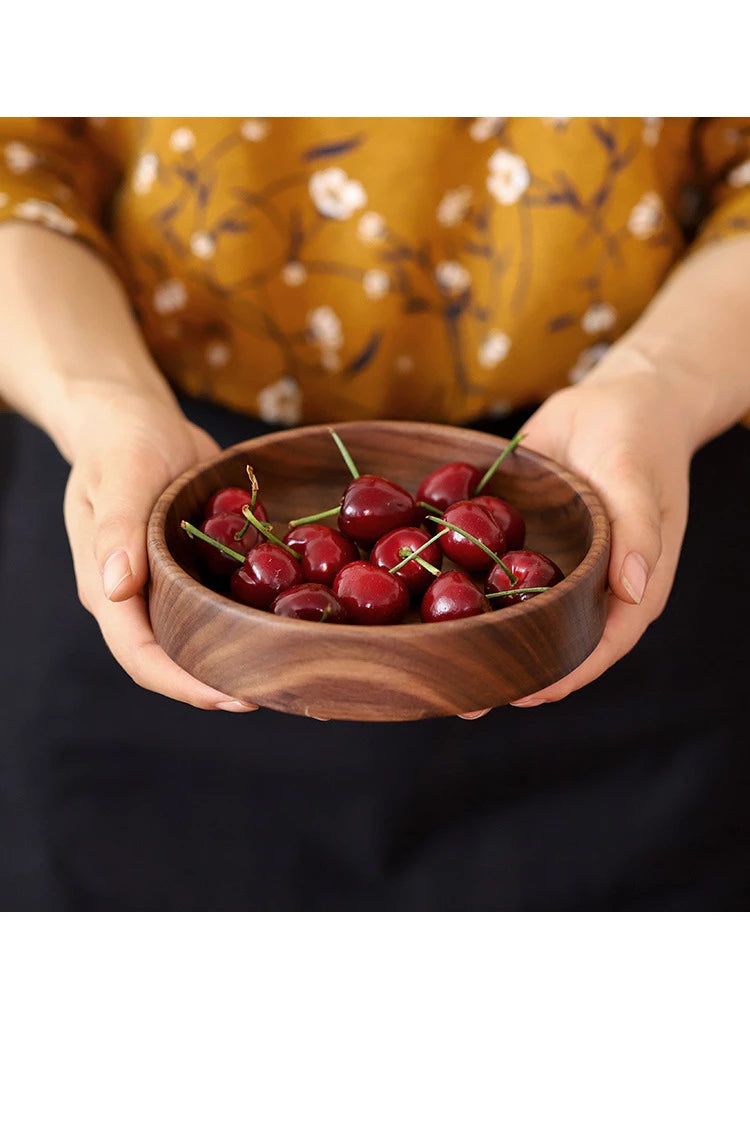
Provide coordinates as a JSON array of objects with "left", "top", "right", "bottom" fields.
[{"left": 181, "top": 431, "right": 563, "bottom": 625}]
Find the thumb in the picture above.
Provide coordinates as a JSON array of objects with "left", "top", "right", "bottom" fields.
[
  {"left": 595, "top": 453, "right": 663, "bottom": 606},
  {"left": 93, "top": 449, "right": 172, "bottom": 602}
]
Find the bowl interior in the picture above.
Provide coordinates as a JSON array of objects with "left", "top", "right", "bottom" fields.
[{"left": 162, "top": 421, "right": 595, "bottom": 597}]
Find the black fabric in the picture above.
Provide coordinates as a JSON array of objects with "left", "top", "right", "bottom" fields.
[{"left": 1, "top": 399, "right": 748, "bottom": 911}]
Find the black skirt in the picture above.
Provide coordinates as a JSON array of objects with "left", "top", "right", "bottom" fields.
[{"left": 1, "top": 398, "right": 748, "bottom": 911}]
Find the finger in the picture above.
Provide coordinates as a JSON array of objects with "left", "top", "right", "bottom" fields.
[
  {"left": 458, "top": 709, "right": 491, "bottom": 720},
  {"left": 65, "top": 483, "right": 255, "bottom": 711},
  {"left": 511, "top": 500, "right": 685, "bottom": 707},
  {"left": 90, "top": 446, "right": 173, "bottom": 601},
  {"left": 590, "top": 450, "right": 663, "bottom": 606}
]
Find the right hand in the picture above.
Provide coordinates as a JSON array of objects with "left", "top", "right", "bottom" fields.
[{"left": 63, "top": 390, "right": 257, "bottom": 712}]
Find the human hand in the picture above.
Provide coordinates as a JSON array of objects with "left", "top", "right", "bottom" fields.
[
  {"left": 63, "top": 390, "right": 257, "bottom": 712},
  {"left": 506, "top": 351, "right": 695, "bottom": 708}
]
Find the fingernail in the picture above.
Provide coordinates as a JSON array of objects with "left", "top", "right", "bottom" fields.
[
  {"left": 511, "top": 697, "right": 546, "bottom": 708},
  {"left": 458, "top": 708, "right": 491, "bottom": 720},
  {"left": 102, "top": 548, "right": 132, "bottom": 598},
  {"left": 216, "top": 700, "right": 258, "bottom": 712},
  {"left": 620, "top": 552, "right": 649, "bottom": 604}
]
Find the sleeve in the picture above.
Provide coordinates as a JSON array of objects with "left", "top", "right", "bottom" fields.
[
  {"left": 690, "top": 117, "right": 750, "bottom": 249},
  {"left": 0, "top": 117, "right": 121, "bottom": 270}
]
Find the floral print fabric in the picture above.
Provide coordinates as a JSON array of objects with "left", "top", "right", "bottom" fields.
[{"left": 1, "top": 117, "right": 749, "bottom": 426}]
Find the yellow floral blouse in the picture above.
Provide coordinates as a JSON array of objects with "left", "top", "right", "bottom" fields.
[{"left": 1, "top": 117, "right": 749, "bottom": 426}]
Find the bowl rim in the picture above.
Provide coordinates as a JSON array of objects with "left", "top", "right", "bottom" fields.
[{"left": 147, "top": 419, "right": 611, "bottom": 639}]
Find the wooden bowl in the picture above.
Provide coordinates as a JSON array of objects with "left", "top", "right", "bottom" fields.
[{"left": 147, "top": 421, "right": 610, "bottom": 721}]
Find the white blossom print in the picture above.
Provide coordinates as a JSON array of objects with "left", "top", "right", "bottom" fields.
[
  {"left": 627, "top": 191, "right": 664, "bottom": 240},
  {"left": 257, "top": 377, "right": 302, "bottom": 426},
  {"left": 487, "top": 398, "right": 513, "bottom": 417},
  {"left": 0, "top": 191, "right": 8, "bottom": 208},
  {"left": 642, "top": 118, "right": 663, "bottom": 147},
  {"left": 395, "top": 355, "right": 414, "bottom": 374},
  {"left": 435, "top": 260, "right": 471, "bottom": 296},
  {"left": 153, "top": 279, "right": 188, "bottom": 314},
  {"left": 132, "top": 153, "right": 159, "bottom": 196},
  {"left": 581, "top": 302, "right": 617, "bottom": 335},
  {"left": 240, "top": 119, "right": 269, "bottom": 142},
  {"left": 12, "top": 199, "right": 76, "bottom": 235},
  {"left": 469, "top": 118, "right": 505, "bottom": 143},
  {"left": 437, "top": 186, "right": 473, "bottom": 227},
  {"left": 4, "top": 141, "right": 37, "bottom": 175},
  {"left": 281, "top": 261, "right": 307, "bottom": 286},
  {"left": 542, "top": 118, "right": 570, "bottom": 130},
  {"left": 569, "top": 343, "right": 610, "bottom": 384},
  {"left": 362, "top": 269, "right": 390, "bottom": 299},
  {"left": 309, "top": 167, "right": 367, "bottom": 220},
  {"left": 88, "top": 118, "right": 107, "bottom": 129},
  {"left": 478, "top": 330, "right": 511, "bottom": 369},
  {"left": 487, "top": 149, "right": 530, "bottom": 206},
  {"left": 169, "top": 127, "right": 196, "bottom": 154},
  {"left": 205, "top": 341, "right": 231, "bottom": 369},
  {"left": 321, "top": 349, "right": 342, "bottom": 373},
  {"left": 357, "top": 211, "right": 386, "bottom": 244},
  {"left": 727, "top": 159, "right": 750, "bottom": 189},
  {"left": 307, "top": 305, "right": 343, "bottom": 349},
  {"left": 189, "top": 231, "right": 216, "bottom": 259}
]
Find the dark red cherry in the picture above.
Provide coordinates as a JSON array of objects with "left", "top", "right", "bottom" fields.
[
  {"left": 204, "top": 486, "right": 268, "bottom": 522},
  {"left": 283, "top": 524, "right": 359, "bottom": 586},
  {"left": 420, "top": 570, "right": 492, "bottom": 623},
  {"left": 370, "top": 526, "right": 442, "bottom": 597},
  {"left": 416, "top": 462, "right": 482, "bottom": 515},
  {"left": 198, "top": 511, "right": 260, "bottom": 576},
  {"left": 272, "top": 583, "right": 347, "bottom": 623},
  {"left": 333, "top": 561, "right": 410, "bottom": 625},
  {"left": 338, "top": 475, "right": 417, "bottom": 547},
  {"left": 486, "top": 549, "right": 564, "bottom": 607},
  {"left": 438, "top": 500, "right": 506, "bottom": 572},
  {"left": 230, "top": 544, "right": 303, "bottom": 609},
  {"left": 472, "top": 495, "right": 526, "bottom": 551}
]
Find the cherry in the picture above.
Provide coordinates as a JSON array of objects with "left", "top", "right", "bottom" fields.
[
  {"left": 333, "top": 561, "right": 410, "bottom": 625},
  {"left": 421, "top": 570, "right": 492, "bottom": 623},
  {"left": 472, "top": 495, "right": 526, "bottom": 551},
  {"left": 416, "top": 462, "right": 481, "bottom": 515},
  {"left": 204, "top": 486, "right": 268, "bottom": 523},
  {"left": 338, "top": 475, "right": 417, "bottom": 547},
  {"left": 370, "top": 526, "right": 442, "bottom": 596},
  {"left": 486, "top": 549, "right": 564, "bottom": 607},
  {"left": 272, "top": 583, "right": 348, "bottom": 623},
  {"left": 436, "top": 501, "right": 506, "bottom": 572},
  {"left": 230, "top": 545, "right": 303, "bottom": 609},
  {"left": 197, "top": 511, "right": 260, "bottom": 576},
  {"left": 283, "top": 524, "right": 359, "bottom": 587}
]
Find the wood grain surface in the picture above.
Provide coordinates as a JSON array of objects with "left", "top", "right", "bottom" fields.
[{"left": 147, "top": 421, "right": 610, "bottom": 721}]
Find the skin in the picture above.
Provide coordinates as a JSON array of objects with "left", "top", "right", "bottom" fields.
[{"left": 1, "top": 225, "right": 749, "bottom": 719}]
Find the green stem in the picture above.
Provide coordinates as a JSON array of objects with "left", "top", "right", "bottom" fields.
[
  {"left": 390, "top": 530, "right": 446, "bottom": 575},
  {"left": 330, "top": 430, "right": 360, "bottom": 480},
  {"left": 486, "top": 586, "right": 551, "bottom": 598},
  {"left": 288, "top": 505, "right": 342, "bottom": 527},
  {"left": 181, "top": 519, "right": 245, "bottom": 563},
  {"left": 473, "top": 430, "right": 526, "bottom": 495},
  {"left": 319, "top": 609, "right": 330, "bottom": 623},
  {"left": 418, "top": 501, "right": 442, "bottom": 515},
  {"left": 246, "top": 465, "right": 259, "bottom": 510},
  {"left": 241, "top": 506, "right": 301, "bottom": 560},
  {"left": 426, "top": 515, "right": 517, "bottom": 585}
]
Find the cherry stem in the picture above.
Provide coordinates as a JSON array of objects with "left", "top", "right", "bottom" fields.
[
  {"left": 330, "top": 430, "right": 360, "bottom": 480},
  {"left": 486, "top": 586, "right": 551, "bottom": 598},
  {"left": 241, "top": 506, "right": 301, "bottom": 560},
  {"left": 288, "top": 505, "right": 341, "bottom": 527},
  {"left": 246, "top": 465, "right": 259, "bottom": 510},
  {"left": 426, "top": 515, "right": 518, "bottom": 584},
  {"left": 473, "top": 430, "right": 526, "bottom": 495},
  {"left": 181, "top": 519, "right": 245, "bottom": 563},
  {"left": 320, "top": 609, "right": 330, "bottom": 623},
  {"left": 418, "top": 501, "right": 442, "bottom": 515},
  {"left": 389, "top": 531, "right": 446, "bottom": 575}
]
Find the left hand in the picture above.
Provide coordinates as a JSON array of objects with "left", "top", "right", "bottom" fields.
[{"left": 461, "top": 351, "right": 695, "bottom": 716}]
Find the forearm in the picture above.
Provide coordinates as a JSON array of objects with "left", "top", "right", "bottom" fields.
[
  {"left": 610, "top": 236, "right": 750, "bottom": 450},
  {"left": 0, "top": 224, "right": 179, "bottom": 463}
]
